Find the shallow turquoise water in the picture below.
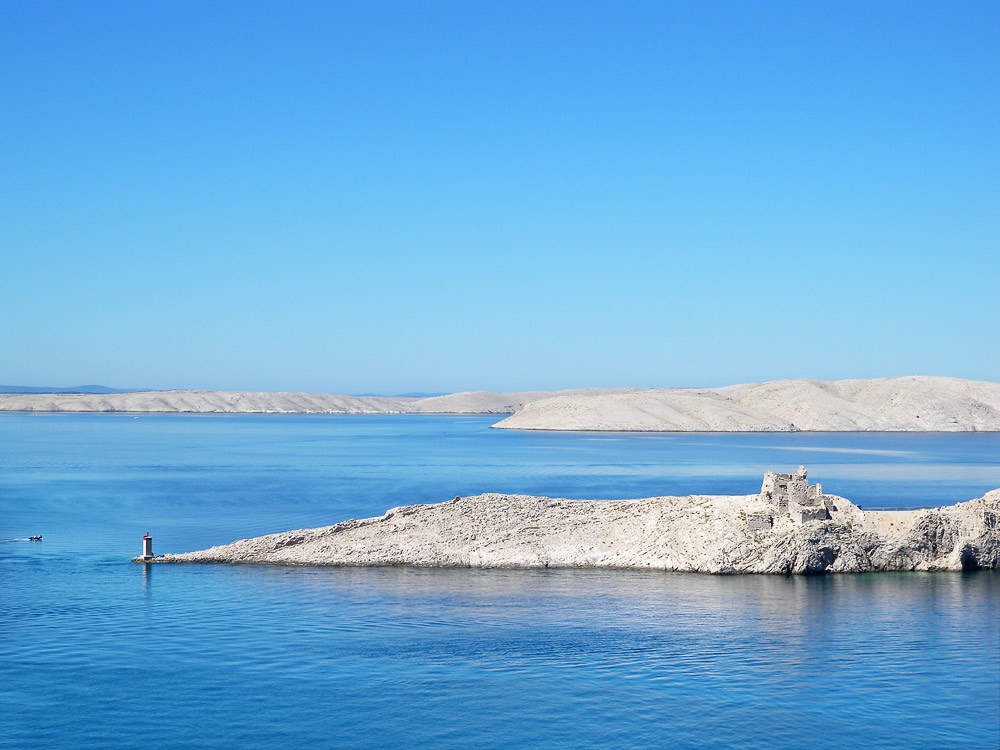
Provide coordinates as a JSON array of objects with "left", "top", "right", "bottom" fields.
[{"left": 1, "top": 414, "right": 998, "bottom": 748}]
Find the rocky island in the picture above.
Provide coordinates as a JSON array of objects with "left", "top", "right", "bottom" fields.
[{"left": 139, "top": 468, "right": 1000, "bottom": 574}]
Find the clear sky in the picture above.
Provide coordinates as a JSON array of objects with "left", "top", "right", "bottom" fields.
[{"left": 2, "top": 1, "right": 997, "bottom": 393}]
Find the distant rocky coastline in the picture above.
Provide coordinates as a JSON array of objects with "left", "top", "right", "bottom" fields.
[
  {"left": 491, "top": 376, "right": 1000, "bottom": 432},
  {"left": 6, "top": 377, "right": 1000, "bottom": 432},
  {"left": 138, "top": 468, "right": 1000, "bottom": 574},
  {"left": 0, "top": 388, "right": 569, "bottom": 415}
]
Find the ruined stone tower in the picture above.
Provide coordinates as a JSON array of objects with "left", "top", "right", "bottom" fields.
[{"left": 757, "top": 466, "right": 833, "bottom": 524}]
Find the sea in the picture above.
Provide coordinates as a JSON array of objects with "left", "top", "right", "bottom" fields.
[{"left": 2, "top": 413, "right": 998, "bottom": 749}]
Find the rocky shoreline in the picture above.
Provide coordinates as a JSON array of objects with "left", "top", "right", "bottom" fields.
[{"left": 137, "top": 470, "right": 1000, "bottom": 575}]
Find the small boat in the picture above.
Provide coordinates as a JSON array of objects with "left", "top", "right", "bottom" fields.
[{"left": 28, "top": 535, "right": 42, "bottom": 541}]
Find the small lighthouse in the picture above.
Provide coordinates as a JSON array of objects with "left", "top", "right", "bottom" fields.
[{"left": 141, "top": 532, "right": 154, "bottom": 561}]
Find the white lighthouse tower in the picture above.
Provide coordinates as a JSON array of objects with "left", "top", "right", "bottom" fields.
[{"left": 141, "top": 532, "right": 154, "bottom": 561}]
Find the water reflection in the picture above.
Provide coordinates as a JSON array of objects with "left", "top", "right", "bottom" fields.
[
  {"left": 2, "top": 416, "right": 999, "bottom": 749},
  {"left": 141, "top": 561, "right": 152, "bottom": 602}
]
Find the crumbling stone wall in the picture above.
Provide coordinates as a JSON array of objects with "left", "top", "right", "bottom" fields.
[
  {"left": 787, "top": 467, "right": 809, "bottom": 505},
  {"left": 798, "top": 506, "right": 829, "bottom": 523},
  {"left": 747, "top": 513, "right": 774, "bottom": 531},
  {"left": 761, "top": 471, "right": 790, "bottom": 512}
]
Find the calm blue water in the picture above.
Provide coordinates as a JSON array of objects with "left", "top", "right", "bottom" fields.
[{"left": 2, "top": 414, "right": 999, "bottom": 749}]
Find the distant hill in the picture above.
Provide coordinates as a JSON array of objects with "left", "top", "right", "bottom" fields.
[
  {"left": 492, "top": 377, "right": 1000, "bottom": 432},
  {"left": 0, "top": 385, "right": 148, "bottom": 394},
  {"left": 0, "top": 388, "right": 620, "bottom": 415},
  {"left": 352, "top": 392, "right": 448, "bottom": 398},
  {"left": 0, "top": 379, "right": 997, "bottom": 431}
]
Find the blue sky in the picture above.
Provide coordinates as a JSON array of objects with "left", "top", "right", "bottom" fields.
[{"left": 2, "top": 1, "right": 997, "bottom": 393}]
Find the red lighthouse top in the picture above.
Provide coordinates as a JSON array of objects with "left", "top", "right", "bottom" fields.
[{"left": 143, "top": 532, "right": 151, "bottom": 540}]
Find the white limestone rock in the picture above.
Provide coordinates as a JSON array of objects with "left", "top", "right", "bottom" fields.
[
  {"left": 0, "top": 387, "right": 625, "bottom": 415},
  {"left": 142, "top": 488, "right": 1000, "bottom": 575},
  {"left": 492, "top": 376, "right": 1000, "bottom": 432},
  {"left": 6, "top": 377, "right": 999, "bottom": 433}
]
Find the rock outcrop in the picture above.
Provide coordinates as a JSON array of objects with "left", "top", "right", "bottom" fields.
[{"left": 139, "top": 478, "right": 1000, "bottom": 574}]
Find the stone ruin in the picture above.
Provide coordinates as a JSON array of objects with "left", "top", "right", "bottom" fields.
[{"left": 748, "top": 466, "right": 834, "bottom": 530}]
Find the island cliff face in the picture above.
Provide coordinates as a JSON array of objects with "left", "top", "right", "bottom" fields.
[{"left": 141, "top": 472, "right": 1000, "bottom": 574}]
